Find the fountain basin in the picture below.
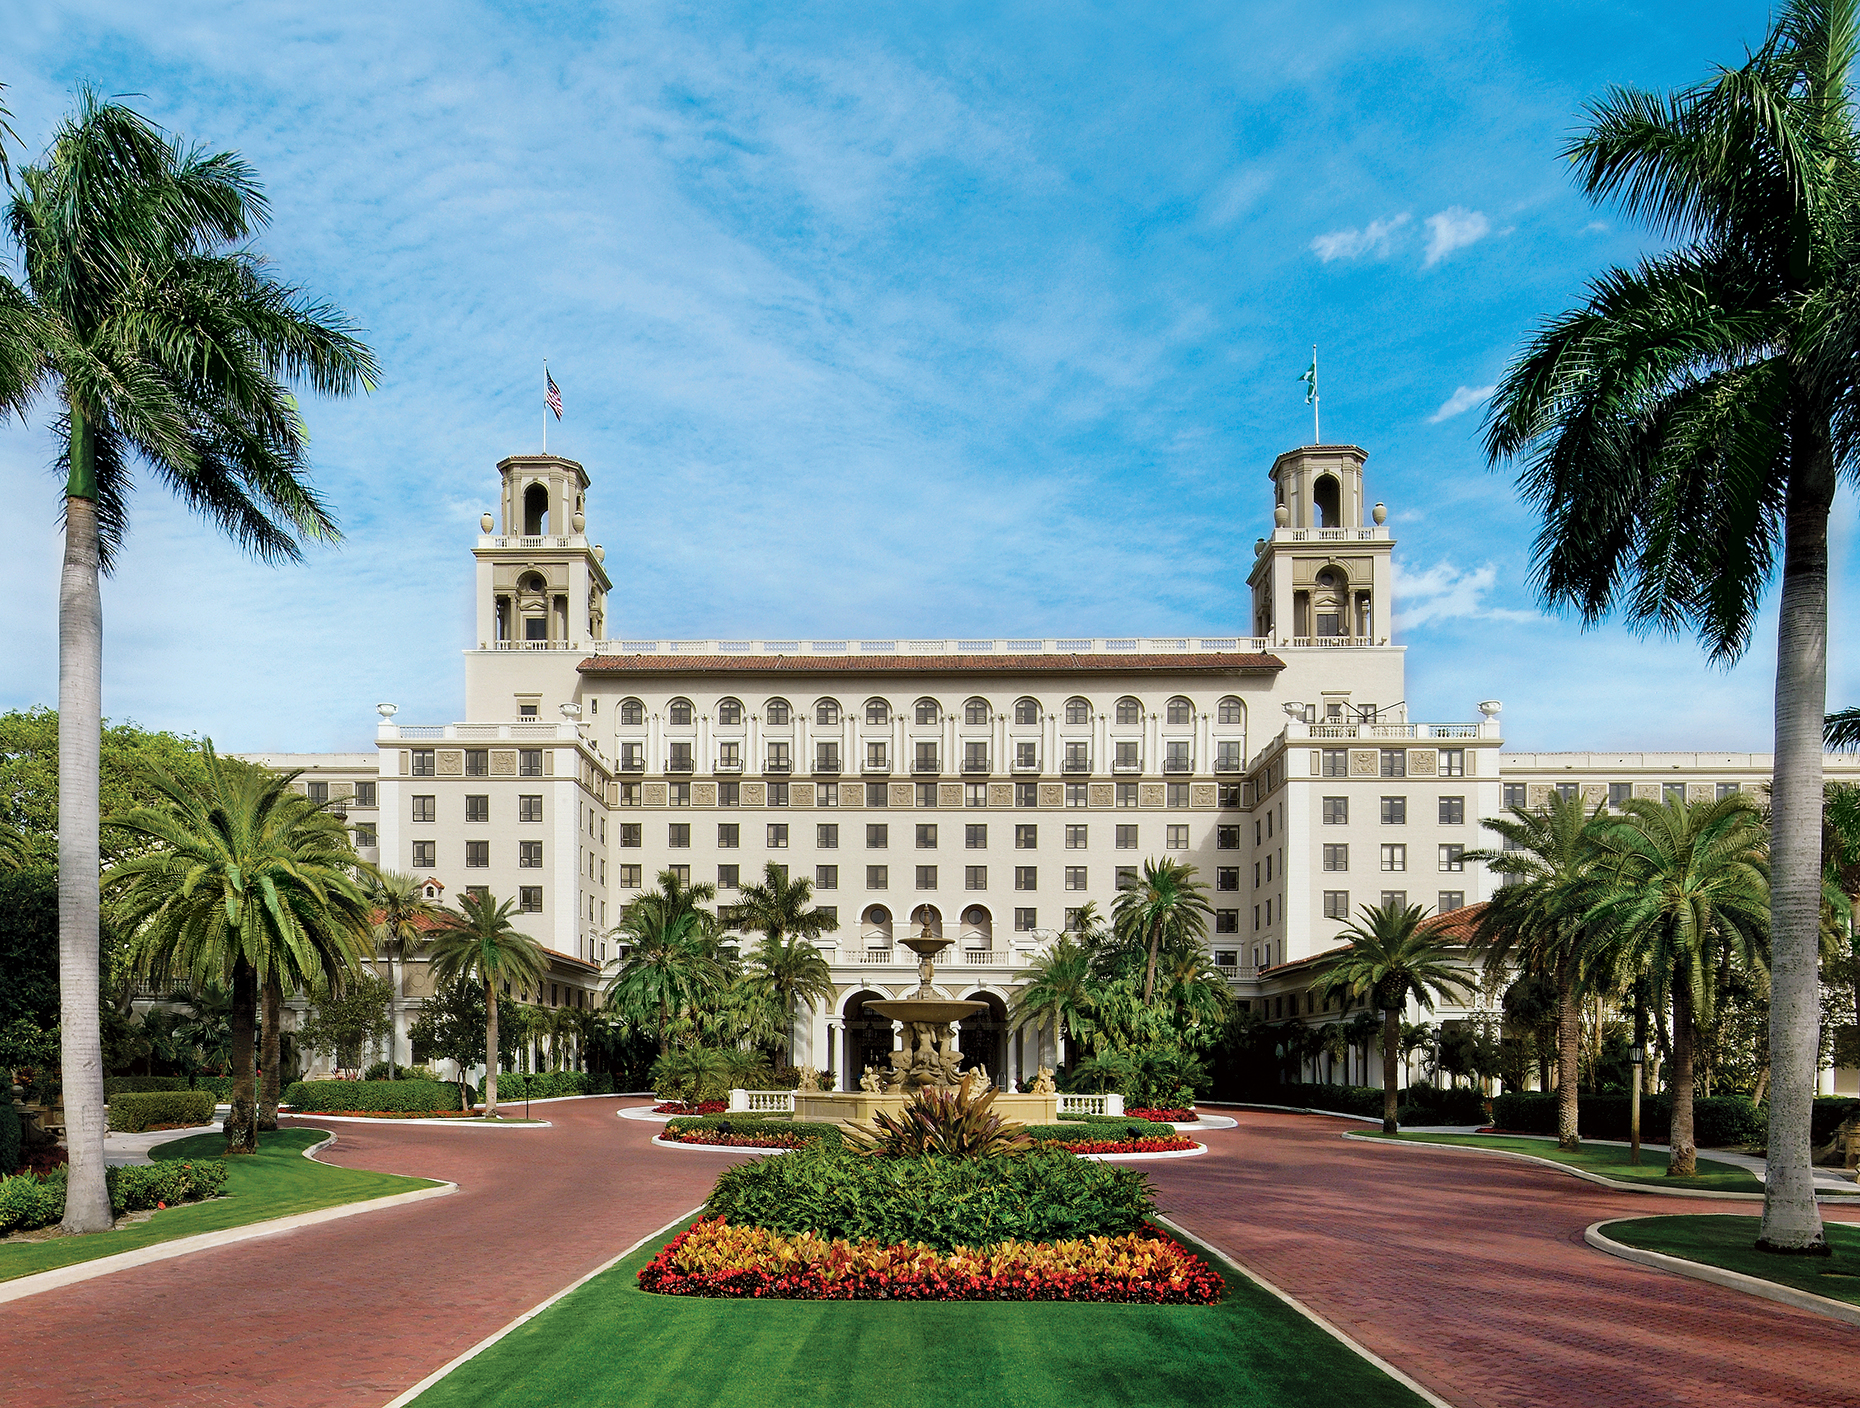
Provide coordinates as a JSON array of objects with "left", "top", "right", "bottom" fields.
[{"left": 861, "top": 998, "right": 990, "bottom": 1025}]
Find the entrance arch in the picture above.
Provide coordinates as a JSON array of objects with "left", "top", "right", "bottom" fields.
[
  {"left": 842, "top": 989, "right": 896, "bottom": 1091},
  {"left": 957, "top": 990, "right": 1008, "bottom": 1090}
]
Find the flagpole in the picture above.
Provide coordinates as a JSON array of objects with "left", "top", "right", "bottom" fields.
[
  {"left": 1312, "top": 344, "right": 1320, "bottom": 445},
  {"left": 543, "top": 359, "right": 548, "bottom": 454}
]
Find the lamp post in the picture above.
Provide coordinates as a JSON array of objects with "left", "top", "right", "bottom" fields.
[{"left": 1629, "top": 979, "right": 1648, "bottom": 1166}]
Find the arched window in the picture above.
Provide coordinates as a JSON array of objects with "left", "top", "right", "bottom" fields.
[
  {"left": 1313, "top": 568, "right": 1346, "bottom": 638},
  {"left": 1313, "top": 473, "right": 1342, "bottom": 528},
  {"left": 668, "top": 698, "right": 694, "bottom": 727},
  {"left": 1166, "top": 697, "right": 1192, "bottom": 725},
  {"left": 963, "top": 698, "right": 990, "bottom": 726},
  {"left": 816, "top": 698, "right": 841, "bottom": 726},
  {"left": 1014, "top": 698, "right": 1040, "bottom": 726},
  {"left": 766, "top": 698, "right": 791, "bottom": 726},
  {"left": 1064, "top": 697, "right": 1091, "bottom": 725},
  {"left": 1217, "top": 696, "right": 1244, "bottom": 725},
  {"left": 865, "top": 698, "right": 890, "bottom": 726},
  {"left": 523, "top": 482, "right": 549, "bottom": 535},
  {"left": 1115, "top": 697, "right": 1142, "bottom": 725},
  {"left": 914, "top": 698, "right": 940, "bottom": 726},
  {"left": 716, "top": 698, "right": 743, "bottom": 726},
  {"left": 619, "top": 698, "right": 644, "bottom": 727}
]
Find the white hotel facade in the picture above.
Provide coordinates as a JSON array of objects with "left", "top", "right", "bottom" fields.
[{"left": 246, "top": 442, "right": 1860, "bottom": 1094}]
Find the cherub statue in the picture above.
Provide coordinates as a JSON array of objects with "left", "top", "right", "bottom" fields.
[
  {"left": 965, "top": 1064, "right": 991, "bottom": 1096},
  {"left": 1032, "top": 1066, "right": 1056, "bottom": 1094},
  {"left": 858, "top": 1065, "right": 882, "bottom": 1093}
]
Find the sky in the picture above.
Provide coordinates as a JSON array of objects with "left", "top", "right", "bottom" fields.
[{"left": 4, "top": 1, "right": 1857, "bottom": 756}]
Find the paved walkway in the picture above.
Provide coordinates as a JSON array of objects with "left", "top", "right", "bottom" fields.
[{"left": 1149, "top": 1110, "right": 1860, "bottom": 1408}]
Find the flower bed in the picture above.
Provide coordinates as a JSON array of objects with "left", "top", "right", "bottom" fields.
[
  {"left": 1035, "top": 1134, "right": 1198, "bottom": 1155},
  {"left": 665, "top": 1117, "right": 842, "bottom": 1148},
  {"left": 665, "top": 1129, "right": 812, "bottom": 1149},
  {"left": 638, "top": 1217, "right": 1224, "bottom": 1303},
  {"left": 654, "top": 1100, "right": 728, "bottom": 1116},
  {"left": 283, "top": 1109, "right": 486, "bottom": 1120},
  {"left": 1126, "top": 1108, "right": 1196, "bottom": 1124}
]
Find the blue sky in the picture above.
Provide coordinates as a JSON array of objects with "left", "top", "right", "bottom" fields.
[{"left": 4, "top": 1, "right": 1856, "bottom": 755}]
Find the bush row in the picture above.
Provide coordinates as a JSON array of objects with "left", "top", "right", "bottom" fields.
[
  {"left": 664, "top": 1116, "right": 842, "bottom": 1146},
  {"left": 107, "top": 1091, "right": 217, "bottom": 1133},
  {"left": 282, "top": 1080, "right": 465, "bottom": 1113},
  {"left": 474, "top": 1071, "right": 616, "bottom": 1101},
  {"left": 705, "top": 1145, "right": 1157, "bottom": 1251},
  {"left": 1022, "top": 1121, "right": 1175, "bottom": 1143},
  {"left": 0, "top": 1099, "right": 20, "bottom": 1177},
  {"left": 1490, "top": 1092, "right": 1765, "bottom": 1147},
  {"left": 1227, "top": 1083, "right": 1486, "bottom": 1125},
  {"left": 103, "top": 1076, "right": 191, "bottom": 1095},
  {"left": 0, "top": 1158, "right": 228, "bottom": 1236}
]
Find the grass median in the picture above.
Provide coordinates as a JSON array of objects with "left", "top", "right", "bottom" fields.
[
  {"left": 1605, "top": 1214, "right": 1860, "bottom": 1307},
  {"left": 407, "top": 1221, "right": 1431, "bottom": 1408},
  {"left": 1358, "top": 1131, "right": 1766, "bottom": 1194},
  {"left": 0, "top": 1128, "right": 438, "bottom": 1283}
]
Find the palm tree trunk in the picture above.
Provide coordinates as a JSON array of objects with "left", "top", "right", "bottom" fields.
[
  {"left": 387, "top": 954, "right": 398, "bottom": 1080},
  {"left": 259, "top": 977, "right": 282, "bottom": 1131},
  {"left": 1142, "top": 920, "right": 1161, "bottom": 1004},
  {"left": 57, "top": 455, "right": 112, "bottom": 1234},
  {"left": 1761, "top": 428, "right": 1834, "bottom": 1251},
  {"left": 226, "top": 958, "right": 259, "bottom": 1154},
  {"left": 1380, "top": 1008, "right": 1400, "bottom": 1134},
  {"left": 1555, "top": 967, "right": 1581, "bottom": 1152},
  {"left": 1668, "top": 978, "right": 1696, "bottom": 1178},
  {"left": 484, "top": 983, "right": 499, "bottom": 1117}
]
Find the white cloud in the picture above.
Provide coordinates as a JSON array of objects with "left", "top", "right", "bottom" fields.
[
  {"left": 1309, "top": 212, "right": 1410, "bottom": 262},
  {"left": 1422, "top": 206, "right": 1489, "bottom": 266},
  {"left": 1394, "top": 560, "right": 1536, "bottom": 633},
  {"left": 1427, "top": 384, "right": 1495, "bottom": 424},
  {"left": 1582, "top": 220, "right": 1609, "bottom": 234}
]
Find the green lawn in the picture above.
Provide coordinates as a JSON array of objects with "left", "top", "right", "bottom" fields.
[
  {"left": 0, "top": 1128, "right": 438, "bottom": 1283},
  {"left": 1606, "top": 1214, "right": 1860, "bottom": 1307},
  {"left": 1360, "top": 1132, "right": 1769, "bottom": 1194},
  {"left": 408, "top": 1222, "right": 1431, "bottom": 1408}
]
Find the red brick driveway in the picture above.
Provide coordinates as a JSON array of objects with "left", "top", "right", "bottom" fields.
[{"left": 1151, "top": 1109, "right": 1860, "bottom": 1408}]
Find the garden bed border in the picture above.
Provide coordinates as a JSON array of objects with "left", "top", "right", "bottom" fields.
[{"left": 1584, "top": 1217, "right": 1860, "bottom": 1327}]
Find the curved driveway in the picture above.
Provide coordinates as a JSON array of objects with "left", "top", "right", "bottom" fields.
[{"left": 6, "top": 1102, "right": 1857, "bottom": 1408}]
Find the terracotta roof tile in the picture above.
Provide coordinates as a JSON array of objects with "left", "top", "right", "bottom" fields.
[{"left": 577, "top": 651, "right": 1284, "bottom": 676}]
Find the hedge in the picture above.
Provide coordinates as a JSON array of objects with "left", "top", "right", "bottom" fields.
[
  {"left": 1222, "top": 1083, "right": 1489, "bottom": 1126},
  {"left": 283, "top": 1079, "right": 465, "bottom": 1113},
  {"left": 107, "top": 1090, "right": 217, "bottom": 1133},
  {"left": 0, "top": 1158, "right": 228, "bottom": 1236},
  {"left": 102, "top": 1076, "right": 191, "bottom": 1096},
  {"left": 1023, "top": 1121, "right": 1175, "bottom": 1142},
  {"left": 664, "top": 1116, "right": 842, "bottom": 1146},
  {"left": 192, "top": 1076, "right": 238, "bottom": 1101},
  {"left": 0, "top": 1099, "right": 19, "bottom": 1176},
  {"left": 1490, "top": 1091, "right": 1765, "bottom": 1147},
  {"left": 475, "top": 1071, "right": 615, "bottom": 1100}
]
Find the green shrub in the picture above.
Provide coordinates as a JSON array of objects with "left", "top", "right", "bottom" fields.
[
  {"left": 1490, "top": 1091, "right": 1764, "bottom": 1146},
  {"left": 191, "top": 1076, "right": 238, "bottom": 1101},
  {"left": 361, "top": 1061, "right": 438, "bottom": 1082},
  {"left": 108, "top": 1090, "right": 217, "bottom": 1133},
  {"left": 0, "top": 1170, "right": 64, "bottom": 1234},
  {"left": 705, "top": 1144, "right": 1157, "bottom": 1251},
  {"left": 664, "top": 1116, "right": 842, "bottom": 1145},
  {"left": 1022, "top": 1121, "right": 1175, "bottom": 1142},
  {"left": 1400, "top": 1084, "right": 1489, "bottom": 1125},
  {"left": 0, "top": 1096, "right": 19, "bottom": 1176},
  {"left": 0, "top": 1158, "right": 229, "bottom": 1236},
  {"left": 282, "top": 1079, "right": 465, "bottom": 1113},
  {"left": 474, "top": 1070, "right": 615, "bottom": 1100},
  {"left": 102, "top": 1076, "right": 191, "bottom": 1096}
]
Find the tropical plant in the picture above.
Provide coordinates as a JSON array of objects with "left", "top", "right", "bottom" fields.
[
  {"left": 842, "top": 1071, "right": 1033, "bottom": 1159},
  {"left": 717, "top": 1045, "right": 773, "bottom": 1091},
  {"left": 1317, "top": 902, "right": 1472, "bottom": 1133},
  {"left": 0, "top": 92, "right": 375, "bottom": 1233},
  {"left": 605, "top": 870, "right": 727, "bottom": 1054},
  {"left": 108, "top": 750, "right": 372, "bottom": 1157},
  {"left": 1069, "top": 1049, "right": 1135, "bottom": 1095},
  {"left": 650, "top": 1046, "right": 730, "bottom": 1106},
  {"left": 1586, "top": 796, "right": 1771, "bottom": 1176},
  {"left": 729, "top": 862, "right": 838, "bottom": 1065},
  {"left": 167, "top": 982, "right": 234, "bottom": 1075},
  {"left": 369, "top": 871, "right": 437, "bottom": 1080},
  {"left": 426, "top": 892, "right": 548, "bottom": 1117},
  {"left": 1482, "top": 0, "right": 1860, "bottom": 1251},
  {"left": 1466, "top": 794, "right": 1616, "bottom": 1150},
  {"left": 1110, "top": 858, "right": 1213, "bottom": 1003},
  {"left": 1008, "top": 933, "right": 1097, "bottom": 1072}
]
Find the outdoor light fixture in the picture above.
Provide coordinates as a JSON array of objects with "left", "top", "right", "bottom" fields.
[{"left": 1630, "top": 1044, "right": 1645, "bottom": 1066}]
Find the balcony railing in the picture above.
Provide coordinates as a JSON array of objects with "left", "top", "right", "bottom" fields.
[
  {"left": 862, "top": 759, "right": 891, "bottom": 774},
  {"left": 854, "top": 948, "right": 896, "bottom": 963},
  {"left": 764, "top": 760, "right": 792, "bottom": 775},
  {"left": 1012, "top": 758, "right": 1041, "bottom": 773},
  {"left": 714, "top": 759, "right": 743, "bottom": 773},
  {"left": 961, "top": 757, "right": 990, "bottom": 773},
  {"left": 1162, "top": 759, "right": 1191, "bottom": 774},
  {"left": 1214, "top": 759, "right": 1242, "bottom": 773},
  {"left": 1061, "top": 759, "right": 1091, "bottom": 774},
  {"left": 618, "top": 758, "right": 644, "bottom": 773},
  {"left": 813, "top": 762, "right": 842, "bottom": 776},
  {"left": 667, "top": 758, "right": 694, "bottom": 774},
  {"left": 912, "top": 759, "right": 941, "bottom": 774},
  {"left": 1112, "top": 758, "right": 1141, "bottom": 773}
]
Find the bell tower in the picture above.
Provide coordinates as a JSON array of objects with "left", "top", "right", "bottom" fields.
[
  {"left": 473, "top": 453, "right": 612, "bottom": 647},
  {"left": 1245, "top": 444, "right": 1393, "bottom": 645}
]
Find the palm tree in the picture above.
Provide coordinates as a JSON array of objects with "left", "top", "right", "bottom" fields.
[
  {"left": 426, "top": 892, "right": 548, "bottom": 1117},
  {"left": 1482, "top": 0, "right": 1860, "bottom": 1252},
  {"left": 1111, "top": 858, "right": 1213, "bottom": 1003},
  {"left": 0, "top": 94, "right": 375, "bottom": 1233},
  {"left": 1317, "top": 902, "right": 1472, "bottom": 1133},
  {"left": 370, "top": 871, "right": 437, "bottom": 1080},
  {"left": 726, "top": 862, "right": 838, "bottom": 1066},
  {"left": 1465, "top": 794, "right": 1615, "bottom": 1151},
  {"left": 109, "top": 750, "right": 372, "bottom": 1155},
  {"left": 1009, "top": 933, "right": 1098, "bottom": 1075},
  {"left": 1587, "top": 796, "right": 1770, "bottom": 1176},
  {"left": 604, "top": 870, "right": 727, "bottom": 1054}
]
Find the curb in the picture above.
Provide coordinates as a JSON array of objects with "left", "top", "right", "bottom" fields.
[
  {"left": 618, "top": 1107, "right": 682, "bottom": 1124},
  {"left": 1216, "top": 1102, "right": 1382, "bottom": 1125},
  {"left": 1080, "top": 1142, "right": 1209, "bottom": 1162},
  {"left": 0, "top": 1133, "right": 453, "bottom": 1306},
  {"left": 1585, "top": 1217, "right": 1860, "bottom": 1327},
  {"left": 281, "top": 1114, "right": 551, "bottom": 1128},
  {"left": 649, "top": 1135, "right": 791, "bottom": 1155}
]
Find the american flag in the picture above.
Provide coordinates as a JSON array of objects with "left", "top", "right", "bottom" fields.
[{"left": 545, "top": 370, "right": 563, "bottom": 420}]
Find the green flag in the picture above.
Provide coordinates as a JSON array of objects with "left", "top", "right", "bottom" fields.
[{"left": 1298, "top": 361, "right": 1317, "bottom": 404}]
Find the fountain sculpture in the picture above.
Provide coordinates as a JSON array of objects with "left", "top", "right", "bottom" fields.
[{"left": 860, "top": 919, "right": 990, "bottom": 1092}]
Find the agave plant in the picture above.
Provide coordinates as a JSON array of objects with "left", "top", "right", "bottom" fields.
[{"left": 843, "top": 1071, "right": 1033, "bottom": 1159}]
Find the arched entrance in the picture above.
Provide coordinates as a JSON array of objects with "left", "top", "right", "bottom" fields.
[
  {"left": 842, "top": 990, "right": 896, "bottom": 1091},
  {"left": 957, "top": 990, "right": 1008, "bottom": 1090}
]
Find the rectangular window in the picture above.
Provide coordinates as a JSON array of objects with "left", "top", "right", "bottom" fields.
[
  {"left": 816, "top": 742, "right": 841, "bottom": 773},
  {"left": 1217, "top": 781, "right": 1242, "bottom": 809},
  {"left": 1165, "top": 824, "right": 1189, "bottom": 850},
  {"left": 1117, "top": 782, "right": 1139, "bottom": 808},
  {"left": 1439, "top": 844, "right": 1465, "bottom": 872},
  {"left": 520, "top": 749, "right": 544, "bottom": 777},
  {"left": 766, "top": 743, "right": 791, "bottom": 774},
  {"left": 511, "top": 885, "right": 539, "bottom": 913},
  {"left": 867, "top": 823, "right": 888, "bottom": 848},
  {"left": 1503, "top": 783, "right": 1527, "bottom": 808},
  {"left": 1015, "top": 742, "right": 1038, "bottom": 770},
  {"left": 1115, "top": 740, "right": 1139, "bottom": 770},
  {"left": 1064, "top": 741, "right": 1090, "bottom": 773},
  {"left": 411, "top": 750, "right": 435, "bottom": 777},
  {"left": 354, "top": 822, "right": 377, "bottom": 848},
  {"left": 1216, "top": 825, "right": 1240, "bottom": 850},
  {"left": 818, "top": 824, "right": 839, "bottom": 848},
  {"left": 521, "top": 794, "right": 545, "bottom": 823},
  {"left": 965, "top": 782, "right": 987, "bottom": 808},
  {"left": 355, "top": 782, "right": 377, "bottom": 808},
  {"left": 411, "top": 840, "right": 435, "bottom": 868},
  {"left": 1439, "top": 748, "right": 1465, "bottom": 777},
  {"left": 1608, "top": 782, "right": 1632, "bottom": 807},
  {"left": 867, "top": 865, "right": 889, "bottom": 889},
  {"left": 668, "top": 824, "right": 690, "bottom": 849},
  {"left": 914, "top": 742, "right": 939, "bottom": 773},
  {"left": 768, "top": 824, "right": 789, "bottom": 849},
  {"left": 964, "top": 742, "right": 989, "bottom": 773},
  {"left": 1015, "top": 781, "right": 1039, "bottom": 807},
  {"left": 1322, "top": 797, "right": 1348, "bottom": 824},
  {"left": 1380, "top": 890, "right": 1408, "bottom": 908},
  {"left": 465, "top": 794, "right": 489, "bottom": 823},
  {"left": 1253, "top": 905, "right": 1260, "bottom": 932},
  {"left": 306, "top": 780, "right": 330, "bottom": 805},
  {"left": 1166, "top": 782, "right": 1190, "bottom": 809},
  {"left": 1439, "top": 796, "right": 1465, "bottom": 825},
  {"left": 1438, "top": 890, "right": 1465, "bottom": 913},
  {"left": 1323, "top": 890, "right": 1350, "bottom": 919},
  {"left": 412, "top": 795, "right": 436, "bottom": 823},
  {"left": 1380, "top": 749, "right": 1406, "bottom": 778},
  {"left": 667, "top": 782, "right": 690, "bottom": 807},
  {"left": 1014, "top": 907, "right": 1037, "bottom": 932},
  {"left": 915, "top": 823, "right": 937, "bottom": 849},
  {"left": 965, "top": 823, "right": 987, "bottom": 848},
  {"left": 1663, "top": 782, "right": 1686, "bottom": 804},
  {"left": 1216, "top": 866, "right": 1239, "bottom": 891},
  {"left": 519, "top": 840, "right": 543, "bottom": 868},
  {"left": 718, "top": 864, "right": 740, "bottom": 889},
  {"left": 818, "top": 781, "right": 838, "bottom": 808},
  {"left": 1380, "top": 844, "right": 1406, "bottom": 872},
  {"left": 1015, "top": 824, "right": 1038, "bottom": 849},
  {"left": 1717, "top": 782, "right": 1741, "bottom": 800},
  {"left": 1555, "top": 782, "right": 1578, "bottom": 802},
  {"left": 1015, "top": 865, "right": 1037, "bottom": 891},
  {"left": 1063, "top": 865, "right": 1087, "bottom": 891},
  {"left": 1321, "top": 749, "right": 1348, "bottom": 778},
  {"left": 465, "top": 749, "right": 488, "bottom": 777},
  {"left": 620, "top": 823, "right": 641, "bottom": 848},
  {"left": 1215, "top": 909, "right": 1239, "bottom": 934},
  {"left": 668, "top": 864, "right": 690, "bottom": 884},
  {"left": 1115, "top": 865, "right": 1138, "bottom": 889},
  {"left": 816, "top": 864, "right": 838, "bottom": 890},
  {"left": 866, "top": 742, "right": 889, "bottom": 771},
  {"left": 1115, "top": 824, "right": 1138, "bottom": 849},
  {"left": 1380, "top": 796, "right": 1407, "bottom": 825},
  {"left": 718, "top": 823, "right": 740, "bottom": 849},
  {"left": 1065, "top": 824, "right": 1088, "bottom": 849},
  {"left": 465, "top": 840, "right": 488, "bottom": 868},
  {"left": 1066, "top": 782, "right": 1089, "bottom": 808},
  {"left": 717, "top": 781, "right": 740, "bottom": 807},
  {"left": 1163, "top": 740, "right": 1189, "bottom": 773},
  {"left": 620, "top": 743, "right": 645, "bottom": 773},
  {"left": 1216, "top": 740, "right": 1242, "bottom": 773},
  {"left": 1323, "top": 844, "right": 1349, "bottom": 872},
  {"left": 859, "top": 781, "right": 885, "bottom": 808},
  {"left": 965, "top": 865, "right": 987, "bottom": 890},
  {"left": 618, "top": 865, "right": 642, "bottom": 889}
]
